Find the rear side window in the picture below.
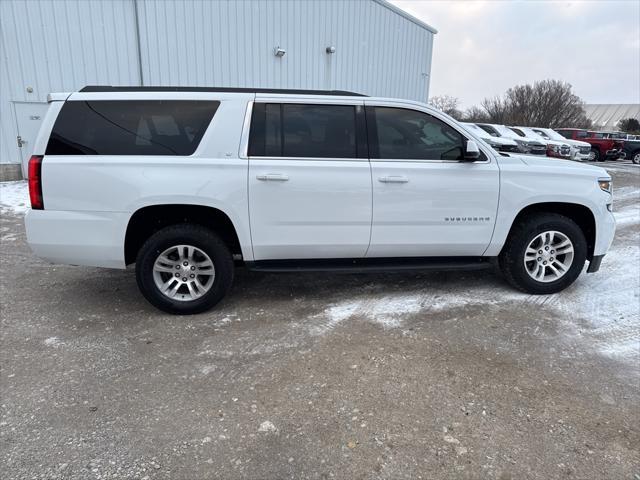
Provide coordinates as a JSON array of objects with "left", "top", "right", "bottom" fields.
[
  {"left": 249, "top": 103, "right": 357, "bottom": 158},
  {"left": 46, "top": 100, "right": 219, "bottom": 156},
  {"left": 368, "top": 107, "right": 464, "bottom": 161}
]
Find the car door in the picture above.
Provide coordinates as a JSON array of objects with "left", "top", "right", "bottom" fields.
[
  {"left": 247, "top": 100, "right": 372, "bottom": 260},
  {"left": 365, "top": 102, "right": 499, "bottom": 257}
]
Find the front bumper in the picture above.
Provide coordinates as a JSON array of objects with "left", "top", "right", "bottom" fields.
[
  {"left": 593, "top": 209, "right": 616, "bottom": 257},
  {"left": 25, "top": 209, "right": 128, "bottom": 268}
]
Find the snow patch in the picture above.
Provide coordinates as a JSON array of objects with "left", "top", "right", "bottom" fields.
[
  {"left": 44, "top": 336, "right": 63, "bottom": 348},
  {"left": 258, "top": 421, "right": 278, "bottom": 433},
  {"left": 0, "top": 181, "right": 29, "bottom": 216}
]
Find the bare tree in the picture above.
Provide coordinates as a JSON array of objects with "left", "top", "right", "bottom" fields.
[
  {"left": 429, "top": 95, "right": 463, "bottom": 119},
  {"left": 470, "top": 80, "right": 592, "bottom": 128},
  {"left": 461, "top": 105, "right": 490, "bottom": 123}
]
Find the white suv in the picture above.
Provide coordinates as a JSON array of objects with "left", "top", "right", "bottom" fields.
[{"left": 24, "top": 87, "right": 616, "bottom": 314}]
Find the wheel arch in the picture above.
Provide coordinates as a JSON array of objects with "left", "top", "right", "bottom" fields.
[
  {"left": 125, "top": 204, "right": 244, "bottom": 265},
  {"left": 501, "top": 202, "right": 596, "bottom": 260}
]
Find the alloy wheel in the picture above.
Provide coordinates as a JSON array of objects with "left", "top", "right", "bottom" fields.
[
  {"left": 152, "top": 245, "right": 215, "bottom": 301},
  {"left": 523, "top": 231, "right": 574, "bottom": 283}
]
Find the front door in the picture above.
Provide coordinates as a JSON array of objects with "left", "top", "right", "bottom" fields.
[
  {"left": 247, "top": 102, "right": 372, "bottom": 260},
  {"left": 14, "top": 102, "right": 49, "bottom": 164},
  {"left": 365, "top": 104, "right": 499, "bottom": 257}
]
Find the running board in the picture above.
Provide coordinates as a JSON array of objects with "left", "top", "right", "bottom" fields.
[{"left": 245, "top": 257, "right": 494, "bottom": 273}]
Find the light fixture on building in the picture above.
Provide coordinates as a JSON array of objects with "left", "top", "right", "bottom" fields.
[
  {"left": 326, "top": 46, "right": 336, "bottom": 54},
  {"left": 274, "top": 47, "right": 286, "bottom": 57}
]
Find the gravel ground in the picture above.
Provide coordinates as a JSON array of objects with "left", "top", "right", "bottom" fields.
[{"left": 1, "top": 161, "right": 639, "bottom": 479}]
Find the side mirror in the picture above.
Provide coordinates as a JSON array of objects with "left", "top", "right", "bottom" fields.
[{"left": 463, "top": 139, "right": 481, "bottom": 161}]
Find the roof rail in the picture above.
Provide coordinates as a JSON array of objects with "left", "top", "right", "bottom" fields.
[{"left": 80, "top": 86, "right": 367, "bottom": 96}]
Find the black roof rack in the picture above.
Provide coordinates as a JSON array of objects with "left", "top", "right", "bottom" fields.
[{"left": 80, "top": 86, "right": 367, "bottom": 96}]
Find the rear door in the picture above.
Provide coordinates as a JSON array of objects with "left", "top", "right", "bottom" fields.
[
  {"left": 247, "top": 100, "right": 372, "bottom": 260},
  {"left": 365, "top": 102, "right": 499, "bottom": 257}
]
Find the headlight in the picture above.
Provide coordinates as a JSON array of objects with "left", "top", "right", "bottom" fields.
[{"left": 598, "top": 179, "right": 612, "bottom": 193}]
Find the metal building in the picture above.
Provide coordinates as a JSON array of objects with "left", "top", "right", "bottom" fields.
[
  {"left": 584, "top": 104, "right": 640, "bottom": 131},
  {"left": 0, "top": 0, "right": 436, "bottom": 179}
]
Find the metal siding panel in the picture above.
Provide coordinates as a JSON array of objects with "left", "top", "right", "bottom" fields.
[{"left": 0, "top": 0, "right": 140, "bottom": 164}]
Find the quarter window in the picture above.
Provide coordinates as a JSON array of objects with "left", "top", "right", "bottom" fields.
[
  {"left": 369, "top": 107, "right": 465, "bottom": 160},
  {"left": 46, "top": 100, "right": 219, "bottom": 156},
  {"left": 249, "top": 103, "right": 357, "bottom": 158}
]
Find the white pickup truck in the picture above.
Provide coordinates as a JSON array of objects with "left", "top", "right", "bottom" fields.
[{"left": 24, "top": 87, "right": 616, "bottom": 314}]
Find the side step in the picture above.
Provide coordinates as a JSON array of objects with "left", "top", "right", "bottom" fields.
[{"left": 245, "top": 257, "right": 494, "bottom": 274}]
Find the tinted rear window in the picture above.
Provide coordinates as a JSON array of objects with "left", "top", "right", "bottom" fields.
[
  {"left": 46, "top": 100, "right": 219, "bottom": 155},
  {"left": 248, "top": 103, "right": 357, "bottom": 158}
]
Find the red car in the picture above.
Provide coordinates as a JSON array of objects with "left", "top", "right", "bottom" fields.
[{"left": 555, "top": 128, "right": 625, "bottom": 162}]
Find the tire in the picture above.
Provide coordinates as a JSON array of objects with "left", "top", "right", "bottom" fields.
[
  {"left": 499, "top": 213, "right": 587, "bottom": 295},
  {"left": 590, "top": 147, "right": 601, "bottom": 162},
  {"left": 632, "top": 151, "right": 640, "bottom": 165},
  {"left": 135, "top": 224, "right": 234, "bottom": 314}
]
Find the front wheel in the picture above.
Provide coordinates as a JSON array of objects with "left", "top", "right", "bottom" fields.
[
  {"left": 632, "top": 151, "right": 640, "bottom": 165},
  {"left": 589, "top": 148, "right": 600, "bottom": 162},
  {"left": 136, "top": 224, "right": 234, "bottom": 314},
  {"left": 499, "top": 213, "right": 587, "bottom": 294}
]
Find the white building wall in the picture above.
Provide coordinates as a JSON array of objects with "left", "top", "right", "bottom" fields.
[
  {"left": 1, "top": 0, "right": 141, "bottom": 166},
  {"left": 137, "top": 0, "right": 434, "bottom": 99},
  {"left": 0, "top": 0, "right": 435, "bottom": 167}
]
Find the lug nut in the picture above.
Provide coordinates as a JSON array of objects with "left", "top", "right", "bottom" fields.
[
  {"left": 182, "top": 277, "right": 187, "bottom": 281},
  {"left": 537, "top": 257, "right": 542, "bottom": 261},
  {"left": 190, "top": 274, "right": 195, "bottom": 278},
  {"left": 543, "top": 261, "right": 547, "bottom": 265},
  {"left": 550, "top": 257, "right": 554, "bottom": 261},
  {"left": 183, "top": 261, "right": 188, "bottom": 266},
  {"left": 175, "top": 273, "right": 180, "bottom": 277},
  {"left": 190, "top": 266, "right": 195, "bottom": 270},
  {"left": 176, "top": 265, "right": 180, "bottom": 269},
  {"left": 551, "top": 250, "right": 555, "bottom": 254},
  {"left": 545, "top": 246, "right": 549, "bottom": 251},
  {"left": 538, "top": 250, "right": 543, "bottom": 254}
]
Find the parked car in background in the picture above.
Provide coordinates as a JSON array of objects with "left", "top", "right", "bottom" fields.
[
  {"left": 476, "top": 123, "right": 547, "bottom": 155},
  {"left": 618, "top": 136, "right": 640, "bottom": 164},
  {"left": 509, "top": 126, "right": 571, "bottom": 159},
  {"left": 555, "top": 129, "right": 625, "bottom": 162},
  {"left": 532, "top": 127, "right": 591, "bottom": 162},
  {"left": 461, "top": 122, "right": 519, "bottom": 152}
]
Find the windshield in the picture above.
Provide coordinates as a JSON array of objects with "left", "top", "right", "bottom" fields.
[
  {"left": 519, "top": 127, "right": 546, "bottom": 141},
  {"left": 462, "top": 123, "right": 490, "bottom": 139},
  {"left": 533, "top": 129, "right": 550, "bottom": 140},
  {"left": 494, "top": 125, "right": 520, "bottom": 139},
  {"left": 478, "top": 124, "right": 501, "bottom": 137},
  {"left": 538, "top": 128, "right": 566, "bottom": 141}
]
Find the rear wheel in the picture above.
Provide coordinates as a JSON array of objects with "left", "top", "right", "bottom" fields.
[
  {"left": 632, "top": 151, "right": 640, "bottom": 165},
  {"left": 499, "top": 213, "right": 587, "bottom": 294},
  {"left": 136, "top": 224, "right": 234, "bottom": 314},
  {"left": 589, "top": 147, "right": 601, "bottom": 162}
]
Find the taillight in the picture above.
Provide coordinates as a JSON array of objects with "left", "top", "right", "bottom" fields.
[{"left": 28, "top": 155, "right": 44, "bottom": 210}]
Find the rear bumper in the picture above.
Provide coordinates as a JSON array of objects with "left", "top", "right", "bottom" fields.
[{"left": 25, "top": 209, "right": 128, "bottom": 268}]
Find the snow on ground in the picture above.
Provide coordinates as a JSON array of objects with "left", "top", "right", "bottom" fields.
[
  {"left": 1, "top": 170, "right": 638, "bottom": 366},
  {"left": 0, "top": 181, "right": 29, "bottom": 215}
]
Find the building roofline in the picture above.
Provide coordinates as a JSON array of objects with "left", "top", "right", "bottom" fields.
[{"left": 374, "top": 0, "right": 438, "bottom": 34}]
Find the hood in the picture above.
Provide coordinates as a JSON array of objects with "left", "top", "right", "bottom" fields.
[
  {"left": 562, "top": 138, "right": 591, "bottom": 148},
  {"left": 509, "top": 154, "right": 608, "bottom": 176},
  {"left": 484, "top": 136, "right": 517, "bottom": 146}
]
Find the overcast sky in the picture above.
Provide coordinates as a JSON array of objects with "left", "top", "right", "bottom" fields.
[{"left": 391, "top": 0, "right": 640, "bottom": 109}]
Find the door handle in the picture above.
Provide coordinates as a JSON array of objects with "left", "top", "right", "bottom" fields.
[
  {"left": 378, "top": 175, "right": 409, "bottom": 183},
  {"left": 256, "top": 173, "right": 289, "bottom": 181}
]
